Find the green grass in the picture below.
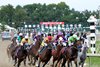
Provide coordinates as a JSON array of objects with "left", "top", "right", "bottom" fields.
[
  {"left": 86, "top": 57, "right": 100, "bottom": 67},
  {"left": 85, "top": 41, "right": 100, "bottom": 67},
  {"left": 96, "top": 41, "right": 100, "bottom": 53}
]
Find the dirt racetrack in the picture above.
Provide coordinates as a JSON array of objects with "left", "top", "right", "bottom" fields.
[{"left": 0, "top": 40, "right": 12, "bottom": 67}]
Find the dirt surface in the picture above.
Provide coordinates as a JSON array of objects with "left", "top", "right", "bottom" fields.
[{"left": 0, "top": 40, "right": 12, "bottom": 67}]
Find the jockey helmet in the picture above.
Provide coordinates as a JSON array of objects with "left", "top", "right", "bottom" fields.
[
  {"left": 73, "top": 34, "right": 79, "bottom": 40},
  {"left": 37, "top": 32, "right": 41, "bottom": 35},
  {"left": 19, "top": 33, "right": 23, "bottom": 36},
  {"left": 73, "top": 34, "right": 77, "bottom": 38},
  {"left": 25, "top": 36, "right": 28, "bottom": 39},
  {"left": 44, "top": 37, "right": 49, "bottom": 43},
  {"left": 58, "top": 31, "right": 63, "bottom": 35}
]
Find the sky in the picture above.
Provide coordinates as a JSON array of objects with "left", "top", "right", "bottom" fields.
[{"left": 0, "top": 0, "right": 100, "bottom": 11}]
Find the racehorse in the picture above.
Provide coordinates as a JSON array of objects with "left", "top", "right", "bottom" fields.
[
  {"left": 57, "top": 40, "right": 82, "bottom": 67},
  {"left": 78, "top": 38, "right": 88, "bottom": 67},
  {"left": 7, "top": 37, "right": 17, "bottom": 61},
  {"left": 28, "top": 35, "right": 43, "bottom": 65},
  {"left": 7, "top": 36, "right": 28, "bottom": 67},
  {"left": 51, "top": 41, "right": 64, "bottom": 67},
  {"left": 37, "top": 42, "right": 53, "bottom": 67},
  {"left": 14, "top": 45, "right": 28, "bottom": 67}
]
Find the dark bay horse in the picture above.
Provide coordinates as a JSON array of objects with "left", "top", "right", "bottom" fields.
[
  {"left": 14, "top": 46, "right": 28, "bottom": 67},
  {"left": 57, "top": 40, "right": 82, "bottom": 67},
  {"left": 51, "top": 42, "right": 64, "bottom": 67},
  {"left": 37, "top": 44, "right": 52, "bottom": 67},
  {"left": 28, "top": 35, "right": 43, "bottom": 65}
]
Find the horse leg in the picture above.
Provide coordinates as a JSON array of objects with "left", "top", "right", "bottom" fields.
[
  {"left": 31, "top": 57, "right": 36, "bottom": 65},
  {"left": 35, "top": 56, "right": 39, "bottom": 67},
  {"left": 33, "top": 56, "right": 38, "bottom": 66},
  {"left": 51, "top": 57, "right": 56, "bottom": 67},
  {"left": 17, "top": 59, "right": 23, "bottom": 67},
  {"left": 70, "top": 61, "right": 73, "bottom": 67},
  {"left": 37, "top": 58, "right": 41, "bottom": 67},
  {"left": 67, "top": 60, "right": 70, "bottom": 67},
  {"left": 56, "top": 56, "right": 62, "bottom": 67},
  {"left": 62, "top": 58, "right": 66, "bottom": 67},
  {"left": 42, "top": 61, "right": 48, "bottom": 67},
  {"left": 74, "top": 58, "right": 79, "bottom": 67},
  {"left": 28, "top": 55, "right": 33, "bottom": 65},
  {"left": 13, "top": 56, "right": 17, "bottom": 66},
  {"left": 23, "top": 58, "right": 26, "bottom": 66},
  {"left": 81, "top": 61, "right": 85, "bottom": 67},
  {"left": 28, "top": 55, "right": 32, "bottom": 62}
]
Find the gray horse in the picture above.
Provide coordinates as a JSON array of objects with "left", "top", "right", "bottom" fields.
[{"left": 78, "top": 38, "right": 89, "bottom": 67}]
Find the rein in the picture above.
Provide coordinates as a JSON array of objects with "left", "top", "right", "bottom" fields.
[{"left": 73, "top": 46, "right": 78, "bottom": 51}]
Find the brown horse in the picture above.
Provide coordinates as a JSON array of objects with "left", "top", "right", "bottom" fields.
[
  {"left": 51, "top": 42, "right": 64, "bottom": 67},
  {"left": 28, "top": 35, "right": 43, "bottom": 65},
  {"left": 14, "top": 45, "right": 28, "bottom": 67},
  {"left": 37, "top": 43, "right": 52, "bottom": 67},
  {"left": 7, "top": 37, "right": 17, "bottom": 60},
  {"left": 57, "top": 40, "right": 82, "bottom": 67}
]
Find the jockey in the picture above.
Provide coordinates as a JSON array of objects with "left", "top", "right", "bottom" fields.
[
  {"left": 54, "top": 31, "right": 67, "bottom": 46},
  {"left": 21, "top": 35, "right": 31, "bottom": 49},
  {"left": 41, "top": 33, "right": 53, "bottom": 47},
  {"left": 15, "top": 35, "right": 30, "bottom": 57},
  {"left": 68, "top": 33, "right": 79, "bottom": 46},
  {"left": 16, "top": 33, "right": 24, "bottom": 45},
  {"left": 33, "top": 32, "right": 41, "bottom": 45},
  {"left": 39, "top": 33, "right": 53, "bottom": 54}
]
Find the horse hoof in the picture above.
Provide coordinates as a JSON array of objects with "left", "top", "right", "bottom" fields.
[
  {"left": 35, "top": 63, "right": 39, "bottom": 67},
  {"left": 50, "top": 64, "right": 54, "bottom": 67},
  {"left": 28, "top": 63, "right": 31, "bottom": 65},
  {"left": 32, "top": 63, "right": 35, "bottom": 66}
]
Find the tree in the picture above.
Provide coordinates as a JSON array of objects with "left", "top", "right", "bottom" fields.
[
  {"left": 0, "top": 4, "right": 14, "bottom": 26},
  {"left": 14, "top": 5, "right": 27, "bottom": 28},
  {"left": 1, "top": 21, "right": 6, "bottom": 31}
]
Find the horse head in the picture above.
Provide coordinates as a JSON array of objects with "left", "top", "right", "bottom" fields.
[
  {"left": 74, "top": 40, "right": 82, "bottom": 47},
  {"left": 36, "top": 35, "right": 43, "bottom": 43}
]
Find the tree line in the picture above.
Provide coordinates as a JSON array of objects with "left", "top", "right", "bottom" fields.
[{"left": 0, "top": 2, "right": 99, "bottom": 28}]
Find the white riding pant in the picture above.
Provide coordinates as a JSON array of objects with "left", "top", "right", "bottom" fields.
[{"left": 62, "top": 42, "right": 66, "bottom": 46}]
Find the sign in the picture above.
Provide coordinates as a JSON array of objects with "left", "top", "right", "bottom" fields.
[{"left": 40, "top": 22, "right": 64, "bottom": 25}]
